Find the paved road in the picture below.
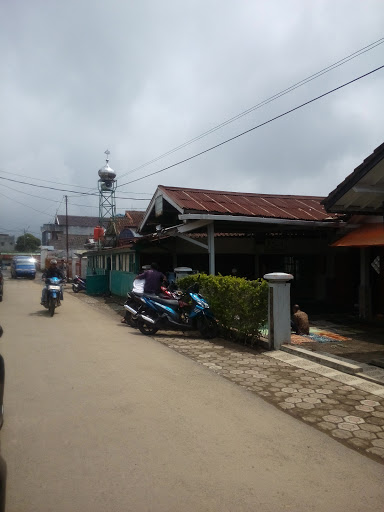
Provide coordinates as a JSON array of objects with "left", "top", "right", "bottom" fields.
[{"left": 0, "top": 274, "right": 383, "bottom": 512}]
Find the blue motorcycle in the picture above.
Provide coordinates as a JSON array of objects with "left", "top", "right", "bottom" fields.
[
  {"left": 42, "top": 277, "right": 63, "bottom": 316},
  {"left": 136, "top": 283, "right": 218, "bottom": 339}
]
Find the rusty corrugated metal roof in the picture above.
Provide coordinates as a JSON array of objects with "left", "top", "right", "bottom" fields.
[
  {"left": 113, "top": 211, "right": 145, "bottom": 233},
  {"left": 158, "top": 186, "right": 338, "bottom": 221},
  {"left": 56, "top": 215, "right": 99, "bottom": 227},
  {"left": 331, "top": 223, "right": 384, "bottom": 247},
  {"left": 124, "top": 210, "right": 146, "bottom": 227}
]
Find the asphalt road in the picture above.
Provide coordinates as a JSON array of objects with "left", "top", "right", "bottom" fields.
[{"left": 0, "top": 273, "right": 383, "bottom": 512}]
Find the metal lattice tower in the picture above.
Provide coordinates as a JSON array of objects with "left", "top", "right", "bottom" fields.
[{"left": 98, "top": 150, "right": 117, "bottom": 241}]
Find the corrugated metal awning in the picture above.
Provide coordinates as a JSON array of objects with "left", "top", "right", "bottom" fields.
[{"left": 331, "top": 223, "right": 384, "bottom": 247}]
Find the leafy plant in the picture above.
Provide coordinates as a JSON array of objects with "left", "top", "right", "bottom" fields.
[{"left": 178, "top": 274, "right": 268, "bottom": 343}]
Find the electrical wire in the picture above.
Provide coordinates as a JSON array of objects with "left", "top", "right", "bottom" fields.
[
  {"left": 117, "top": 63, "right": 384, "bottom": 188},
  {"left": 2, "top": 38, "right": 382, "bottom": 199},
  {"left": 0, "top": 226, "right": 22, "bottom": 233},
  {"left": 0, "top": 227, "right": 41, "bottom": 236},
  {"left": 68, "top": 202, "right": 145, "bottom": 210},
  {"left": 0, "top": 169, "right": 99, "bottom": 191},
  {"left": 0, "top": 182, "right": 62, "bottom": 203},
  {"left": 0, "top": 190, "right": 58, "bottom": 216},
  {"left": 54, "top": 196, "right": 65, "bottom": 220},
  {"left": 0, "top": 175, "right": 150, "bottom": 199},
  {"left": 117, "top": 36, "right": 384, "bottom": 181},
  {"left": 1, "top": 37, "right": 382, "bottom": 198}
]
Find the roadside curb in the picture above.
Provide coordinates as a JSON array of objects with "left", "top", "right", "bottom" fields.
[
  {"left": 280, "top": 345, "right": 384, "bottom": 387},
  {"left": 265, "top": 349, "right": 384, "bottom": 398},
  {"left": 281, "top": 345, "right": 363, "bottom": 374}
]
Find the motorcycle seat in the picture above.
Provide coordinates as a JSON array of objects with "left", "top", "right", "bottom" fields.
[{"left": 144, "top": 294, "right": 179, "bottom": 307}]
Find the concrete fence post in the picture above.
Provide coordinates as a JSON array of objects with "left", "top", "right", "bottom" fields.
[{"left": 263, "top": 272, "right": 294, "bottom": 350}]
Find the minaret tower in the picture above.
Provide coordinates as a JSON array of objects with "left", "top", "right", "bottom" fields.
[{"left": 98, "top": 150, "right": 117, "bottom": 238}]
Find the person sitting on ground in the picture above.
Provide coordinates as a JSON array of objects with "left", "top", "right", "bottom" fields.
[
  {"left": 136, "top": 262, "right": 166, "bottom": 295},
  {"left": 291, "top": 304, "right": 310, "bottom": 335}
]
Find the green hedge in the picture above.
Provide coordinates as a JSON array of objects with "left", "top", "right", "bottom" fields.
[{"left": 178, "top": 274, "right": 268, "bottom": 343}]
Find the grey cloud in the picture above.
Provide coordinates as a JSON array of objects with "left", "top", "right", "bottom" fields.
[{"left": 1, "top": 0, "right": 384, "bottom": 236}]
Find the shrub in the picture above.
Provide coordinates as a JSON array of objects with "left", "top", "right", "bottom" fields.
[{"left": 178, "top": 274, "right": 268, "bottom": 343}]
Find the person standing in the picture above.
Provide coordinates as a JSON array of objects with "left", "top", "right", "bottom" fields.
[{"left": 59, "top": 258, "right": 67, "bottom": 279}]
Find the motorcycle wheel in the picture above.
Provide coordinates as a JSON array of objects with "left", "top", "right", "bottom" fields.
[
  {"left": 138, "top": 319, "right": 159, "bottom": 336},
  {"left": 72, "top": 285, "right": 79, "bottom": 293},
  {"left": 48, "top": 297, "right": 55, "bottom": 317},
  {"left": 197, "top": 316, "right": 218, "bottom": 339},
  {"left": 125, "top": 312, "right": 138, "bottom": 328}
]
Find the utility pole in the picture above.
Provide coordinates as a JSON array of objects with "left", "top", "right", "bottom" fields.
[{"left": 65, "top": 195, "right": 69, "bottom": 264}]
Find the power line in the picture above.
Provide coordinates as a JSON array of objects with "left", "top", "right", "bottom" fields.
[
  {"left": 0, "top": 169, "right": 99, "bottom": 191},
  {"left": 0, "top": 226, "right": 21, "bottom": 233},
  {"left": 0, "top": 182, "right": 62, "bottom": 203},
  {"left": 0, "top": 227, "right": 41, "bottom": 237},
  {"left": 0, "top": 175, "right": 150, "bottom": 199},
  {"left": 117, "top": 36, "right": 384, "bottom": 182},
  {"left": 118, "top": 64, "right": 384, "bottom": 188},
  {"left": 54, "top": 196, "right": 65, "bottom": 220},
  {"left": 67, "top": 202, "right": 146, "bottom": 210},
  {"left": 0, "top": 190, "right": 57, "bottom": 216}
]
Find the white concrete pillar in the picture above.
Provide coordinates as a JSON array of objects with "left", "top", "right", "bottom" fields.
[{"left": 263, "top": 272, "right": 294, "bottom": 350}]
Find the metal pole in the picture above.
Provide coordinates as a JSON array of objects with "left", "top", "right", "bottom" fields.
[{"left": 65, "top": 195, "right": 69, "bottom": 263}]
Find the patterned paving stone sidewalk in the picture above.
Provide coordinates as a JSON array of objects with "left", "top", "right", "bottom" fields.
[{"left": 151, "top": 333, "right": 384, "bottom": 464}]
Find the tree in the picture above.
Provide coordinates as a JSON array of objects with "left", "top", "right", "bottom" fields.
[{"left": 15, "top": 233, "right": 41, "bottom": 252}]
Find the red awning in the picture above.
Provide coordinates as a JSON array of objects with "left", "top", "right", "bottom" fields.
[{"left": 331, "top": 223, "right": 384, "bottom": 247}]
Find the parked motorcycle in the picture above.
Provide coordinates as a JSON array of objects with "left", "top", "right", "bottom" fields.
[
  {"left": 123, "top": 293, "right": 143, "bottom": 328},
  {"left": 123, "top": 281, "right": 180, "bottom": 328},
  {"left": 42, "top": 277, "right": 64, "bottom": 316},
  {"left": 72, "top": 275, "right": 86, "bottom": 293},
  {"left": 136, "top": 283, "right": 218, "bottom": 339}
]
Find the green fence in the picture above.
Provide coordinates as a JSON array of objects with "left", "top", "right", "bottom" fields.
[
  {"left": 110, "top": 271, "right": 135, "bottom": 297},
  {"left": 87, "top": 268, "right": 107, "bottom": 276},
  {"left": 85, "top": 268, "right": 135, "bottom": 297},
  {"left": 86, "top": 274, "right": 109, "bottom": 296}
]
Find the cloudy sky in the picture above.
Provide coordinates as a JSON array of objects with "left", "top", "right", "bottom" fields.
[{"left": 1, "top": 0, "right": 384, "bottom": 240}]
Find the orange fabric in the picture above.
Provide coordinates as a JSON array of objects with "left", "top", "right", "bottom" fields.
[{"left": 331, "top": 223, "right": 384, "bottom": 247}]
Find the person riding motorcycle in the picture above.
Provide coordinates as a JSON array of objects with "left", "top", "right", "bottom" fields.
[{"left": 41, "top": 259, "right": 65, "bottom": 304}]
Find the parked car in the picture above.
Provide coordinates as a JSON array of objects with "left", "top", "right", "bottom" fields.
[{"left": 10, "top": 256, "right": 36, "bottom": 279}]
